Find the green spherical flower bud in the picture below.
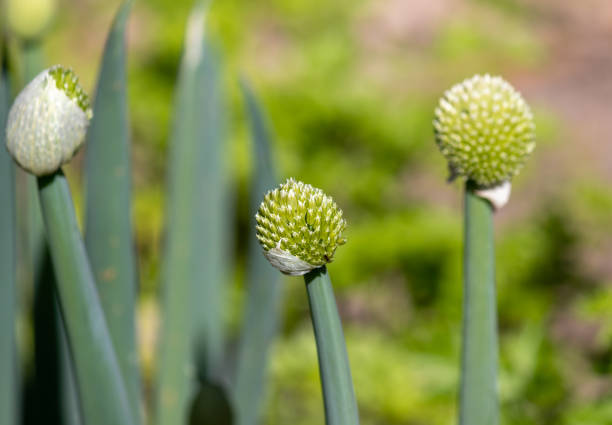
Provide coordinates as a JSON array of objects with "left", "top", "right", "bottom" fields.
[
  {"left": 6, "top": 0, "right": 57, "bottom": 41},
  {"left": 433, "top": 74, "right": 535, "bottom": 188},
  {"left": 6, "top": 65, "right": 93, "bottom": 176},
  {"left": 255, "top": 178, "right": 347, "bottom": 276}
]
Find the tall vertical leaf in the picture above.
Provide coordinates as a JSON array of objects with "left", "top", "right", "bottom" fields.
[
  {"left": 155, "top": 2, "right": 230, "bottom": 423},
  {"left": 234, "top": 81, "right": 282, "bottom": 425},
  {"left": 83, "top": 1, "right": 141, "bottom": 421},
  {"left": 0, "top": 56, "right": 17, "bottom": 425},
  {"left": 189, "top": 33, "right": 228, "bottom": 387}
]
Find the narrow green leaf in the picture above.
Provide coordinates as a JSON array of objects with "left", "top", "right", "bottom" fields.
[
  {"left": 24, "top": 252, "right": 81, "bottom": 425},
  {"left": 305, "top": 266, "right": 359, "bottom": 425},
  {"left": 83, "top": 1, "right": 141, "bottom": 421},
  {"left": 233, "top": 80, "right": 282, "bottom": 425},
  {"left": 57, "top": 321, "right": 81, "bottom": 425},
  {"left": 27, "top": 255, "right": 64, "bottom": 424},
  {"left": 0, "top": 58, "right": 17, "bottom": 425},
  {"left": 155, "top": 3, "right": 230, "bottom": 423},
  {"left": 189, "top": 37, "right": 228, "bottom": 387},
  {"left": 37, "top": 171, "right": 137, "bottom": 425},
  {"left": 459, "top": 182, "right": 498, "bottom": 425}
]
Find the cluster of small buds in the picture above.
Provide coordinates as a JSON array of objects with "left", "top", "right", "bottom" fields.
[
  {"left": 48, "top": 66, "right": 92, "bottom": 114},
  {"left": 433, "top": 74, "right": 535, "bottom": 188},
  {"left": 5, "top": 65, "right": 93, "bottom": 176},
  {"left": 256, "top": 178, "right": 347, "bottom": 276}
]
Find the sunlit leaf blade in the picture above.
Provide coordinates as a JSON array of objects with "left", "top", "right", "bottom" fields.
[
  {"left": 154, "top": 2, "right": 231, "bottom": 423},
  {"left": 83, "top": 1, "right": 141, "bottom": 421},
  {"left": 233, "top": 80, "right": 283, "bottom": 425}
]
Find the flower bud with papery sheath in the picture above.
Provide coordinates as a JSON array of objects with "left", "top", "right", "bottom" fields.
[
  {"left": 255, "top": 178, "right": 347, "bottom": 276},
  {"left": 433, "top": 74, "right": 535, "bottom": 188},
  {"left": 5, "top": 65, "right": 93, "bottom": 176}
]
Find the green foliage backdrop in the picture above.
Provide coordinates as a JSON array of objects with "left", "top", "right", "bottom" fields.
[{"left": 25, "top": 0, "right": 612, "bottom": 423}]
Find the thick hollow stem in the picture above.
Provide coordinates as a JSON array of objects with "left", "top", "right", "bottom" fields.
[
  {"left": 459, "top": 181, "right": 499, "bottom": 425},
  {"left": 37, "top": 171, "right": 136, "bottom": 425},
  {"left": 304, "top": 266, "right": 359, "bottom": 425}
]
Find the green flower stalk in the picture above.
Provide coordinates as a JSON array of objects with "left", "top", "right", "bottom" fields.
[
  {"left": 433, "top": 75, "right": 535, "bottom": 425},
  {"left": 256, "top": 179, "right": 359, "bottom": 425},
  {"left": 6, "top": 65, "right": 92, "bottom": 176},
  {"left": 5, "top": 65, "right": 138, "bottom": 425}
]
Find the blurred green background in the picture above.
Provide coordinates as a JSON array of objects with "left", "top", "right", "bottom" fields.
[{"left": 21, "top": 0, "right": 612, "bottom": 423}]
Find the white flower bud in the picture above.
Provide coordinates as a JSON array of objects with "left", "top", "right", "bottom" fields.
[{"left": 5, "top": 66, "right": 92, "bottom": 176}]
